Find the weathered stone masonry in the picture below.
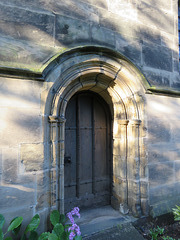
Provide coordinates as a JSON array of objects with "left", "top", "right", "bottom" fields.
[{"left": 0, "top": 0, "right": 180, "bottom": 228}]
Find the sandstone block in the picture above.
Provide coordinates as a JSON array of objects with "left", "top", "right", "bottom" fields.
[
  {"left": 2, "top": 148, "right": 18, "bottom": 184},
  {"left": 148, "top": 148, "right": 175, "bottom": 163},
  {"left": 108, "top": 1, "right": 137, "bottom": 19},
  {"left": 0, "top": 20, "right": 54, "bottom": 47},
  {"left": 55, "top": 15, "right": 90, "bottom": 46},
  {"left": 172, "top": 81, "right": 180, "bottom": 89},
  {"left": 139, "top": 26, "right": 161, "bottom": 45},
  {"left": 81, "top": 0, "right": 108, "bottom": 9},
  {"left": 149, "top": 184, "right": 175, "bottom": 205},
  {"left": 0, "top": 150, "right": 2, "bottom": 182},
  {"left": 113, "top": 138, "right": 121, "bottom": 156},
  {"left": 171, "top": 123, "right": 180, "bottom": 142},
  {"left": 142, "top": 44, "right": 173, "bottom": 71},
  {"left": 147, "top": 118, "right": 171, "bottom": 143},
  {"left": 50, "top": 169, "right": 57, "bottom": 207},
  {"left": 174, "top": 182, "right": 180, "bottom": 195},
  {"left": 173, "top": 59, "right": 179, "bottom": 72},
  {"left": 150, "top": 195, "right": 180, "bottom": 217},
  {"left": 37, "top": 0, "right": 100, "bottom": 23},
  {"left": 0, "top": 36, "right": 56, "bottom": 69},
  {"left": 0, "top": 184, "right": 35, "bottom": 209},
  {"left": 21, "top": 143, "right": 45, "bottom": 172},
  {"left": 0, "top": 78, "right": 42, "bottom": 108},
  {"left": 149, "top": 162, "right": 174, "bottom": 187},
  {"left": 175, "top": 161, "right": 180, "bottom": 182},
  {"left": 0, "top": 3, "right": 54, "bottom": 27},
  {"left": 128, "top": 180, "right": 141, "bottom": 197},
  {"left": 140, "top": 0, "right": 172, "bottom": 10},
  {"left": 36, "top": 171, "right": 50, "bottom": 211},
  {"left": 37, "top": 209, "right": 49, "bottom": 234},
  {"left": 1, "top": 107, "right": 42, "bottom": 148},
  {"left": 99, "top": 14, "right": 138, "bottom": 39},
  {"left": 0, "top": 3, "right": 55, "bottom": 49},
  {"left": 56, "top": 1, "right": 99, "bottom": 23},
  {"left": 141, "top": 198, "right": 149, "bottom": 216},
  {"left": 113, "top": 155, "right": 127, "bottom": 179},
  {"left": 115, "top": 34, "right": 141, "bottom": 64},
  {"left": 14, "top": 173, "right": 36, "bottom": 187},
  {"left": 140, "top": 181, "right": 148, "bottom": 199},
  {"left": 127, "top": 156, "right": 140, "bottom": 180},
  {"left": 91, "top": 25, "right": 115, "bottom": 47},
  {"left": 144, "top": 71, "right": 163, "bottom": 87},
  {"left": 137, "top": 2, "right": 174, "bottom": 35}
]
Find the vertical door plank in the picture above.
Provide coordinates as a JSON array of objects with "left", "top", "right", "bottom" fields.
[
  {"left": 76, "top": 96, "right": 80, "bottom": 198},
  {"left": 65, "top": 97, "right": 77, "bottom": 199},
  {"left": 79, "top": 94, "right": 92, "bottom": 196},
  {"left": 92, "top": 97, "right": 95, "bottom": 194},
  {"left": 64, "top": 92, "right": 111, "bottom": 210}
]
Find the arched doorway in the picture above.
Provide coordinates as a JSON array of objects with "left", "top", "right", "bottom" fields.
[
  {"left": 44, "top": 46, "right": 148, "bottom": 217},
  {"left": 64, "top": 91, "right": 112, "bottom": 211}
]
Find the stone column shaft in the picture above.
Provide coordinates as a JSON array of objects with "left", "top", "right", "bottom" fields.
[
  {"left": 58, "top": 116, "right": 66, "bottom": 214},
  {"left": 112, "top": 119, "right": 129, "bottom": 212},
  {"left": 49, "top": 115, "right": 66, "bottom": 213},
  {"left": 127, "top": 119, "right": 142, "bottom": 216}
]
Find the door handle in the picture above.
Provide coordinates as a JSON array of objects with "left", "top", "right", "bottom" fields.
[{"left": 64, "top": 156, "right": 71, "bottom": 164}]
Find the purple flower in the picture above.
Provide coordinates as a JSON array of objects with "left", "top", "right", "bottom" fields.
[
  {"left": 71, "top": 207, "right": 80, "bottom": 218},
  {"left": 67, "top": 212, "right": 74, "bottom": 224},
  {"left": 68, "top": 223, "right": 81, "bottom": 236},
  {"left": 69, "top": 231, "right": 76, "bottom": 240},
  {"left": 67, "top": 207, "right": 81, "bottom": 240},
  {"left": 67, "top": 207, "right": 81, "bottom": 224},
  {"left": 75, "top": 225, "right": 81, "bottom": 236}
]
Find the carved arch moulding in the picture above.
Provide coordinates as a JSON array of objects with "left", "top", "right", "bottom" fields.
[{"left": 42, "top": 46, "right": 148, "bottom": 217}]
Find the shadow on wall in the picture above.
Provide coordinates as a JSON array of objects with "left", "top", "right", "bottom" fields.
[
  {"left": 0, "top": 77, "right": 50, "bottom": 216},
  {"left": 0, "top": 183, "right": 49, "bottom": 234},
  {"left": 0, "top": 0, "right": 180, "bottom": 218},
  {"left": 0, "top": 0, "right": 178, "bottom": 89}
]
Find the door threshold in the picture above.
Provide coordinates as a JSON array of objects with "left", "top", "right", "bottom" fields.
[{"left": 75, "top": 205, "right": 136, "bottom": 237}]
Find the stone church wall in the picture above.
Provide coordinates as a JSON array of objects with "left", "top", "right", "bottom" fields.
[
  {"left": 0, "top": 77, "right": 48, "bottom": 230},
  {"left": 146, "top": 94, "right": 180, "bottom": 217},
  {"left": 0, "top": 0, "right": 180, "bottom": 227},
  {"left": 0, "top": 0, "right": 179, "bottom": 89}
]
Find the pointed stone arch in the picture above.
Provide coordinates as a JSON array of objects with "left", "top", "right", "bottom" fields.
[{"left": 42, "top": 46, "right": 148, "bottom": 217}]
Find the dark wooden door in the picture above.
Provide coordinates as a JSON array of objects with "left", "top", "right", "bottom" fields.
[{"left": 64, "top": 92, "right": 111, "bottom": 211}]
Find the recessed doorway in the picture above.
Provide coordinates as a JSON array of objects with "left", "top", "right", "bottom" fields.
[{"left": 64, "top": 91, "right": 112, "bottom": 211}]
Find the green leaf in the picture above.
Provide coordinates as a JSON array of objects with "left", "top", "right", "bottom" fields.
[
  {"left": 50, "top": 211, "right": 60, "bottom": 227},
  {"left": 38, "top": 232, "right": 50, "bottom": 240},
  {"left": 0, "top": 215, "right": 5, "bottom": 229},
  {"left": 25, "top": 214, "right": 40, "bottom": 233},
  {"left": 12, "top": 224, "right": 21, "bottom": 235},
  {"left": 0, "top": 228, "right": 4, "bottom": 240},
  {"left": 173, "top": 205, "right": 180, "bottom": 221},
  {"left": 7, "top": 217, "right": 23, "bottom": 232},
  {"left": 59, "top": 214, "right": 65, "bottom": 224},
  {"left": 61, "top": 231, "right": 69, "bottom": 240},
  {"left": 10, "top": 217, "right": 22, "bottom": 235},
  {"left": 48, "top": 233, "right": 58, "bottom": 240},
  {"left": 52, "top": 223, "right": 64, "bottom": 238},
  {"left": 29, "top": 230, "right": 39, "bottom": 240},
  {"left": 4, "top": 237, "right": 13, "bottom": 240},
  {"left": 75, "top": 236, "right": 82, "bottom": 240}
]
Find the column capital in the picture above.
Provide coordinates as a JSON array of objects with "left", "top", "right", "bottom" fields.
[
  {"left": 49, "top": 115, "right": 66, "bottom": 123},
  {"left": 49, "top": 115, "right": 58, "bottom": 123},
  {"left": 58, "top": 115, "right": 66, "bottom": 123},
  {"left": 129, "top": 119, "right": 141, "bottom": 125},
  {"left": 117, "top": 119, "right": 129, "bottom": 125}
]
